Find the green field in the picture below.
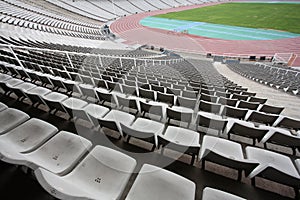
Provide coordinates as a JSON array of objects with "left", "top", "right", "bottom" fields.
[{"left": 155, "top": 3, "right": 300, "bottom": 34}]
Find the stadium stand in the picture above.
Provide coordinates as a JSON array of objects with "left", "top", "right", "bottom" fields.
[{"left": 0, "top": 0, "right": 300, "bottom": 200}]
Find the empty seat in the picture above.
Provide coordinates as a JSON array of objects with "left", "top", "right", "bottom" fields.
[
  {"left": 232, "top": 93, "right": 249, "bottom": 101},
  {"left": 157, "top": 91, "right": 175, "bottom": 105},
  {"left": 248, "top": 96, "right": 267, "bottom": 104},
  {"left": 116, "top": 95, "right": 139, "bottom": 113},
  {"left": 259, "top": 104, "right": 284, "bottom": 115},
  {"left": 227, "top": 121, "right": 269, "bottom": 145},
  {"left": 182, "top": 90, "right": 198, "bottom": 99},
  {"left": 0, "top": 108, "right": 30, "bottom": 134},
  {"left": 8, "top": 82, "right": 36, "bottom": 101},
  {"left": 84, "top": 103, "right": 110, "bottom": 126},
  {"left": 20, "top": 131, "right": 92, "bottom": 175},
  {"left": 218, "top": 96, "right": 238, "bottom": 107},
  {"left": 274, "top": 116, "right": 300, "bottom": 130},
  {"left": 61, "top": 97, "right": 89, "bottom": 121},
  {"left": 246, "top": 146, "right": 300, "bottom": 197},
  {"left": 140, "top": 101, "right": 164, "bottom": 120},
  {"left": 202, "top": 187, "right": 246, "bottom": 200},
  {"left": 166, "top": 107, "right": 193, "bottom": 127},
  {"left": 35, "top": 145, "right": 136, "bottom": 200},
  {"left": 262, "top": 128, "right": 300, "bottom": 155},
  {"left": 221, "top": 105, "right": 248, "bottom": 120},
  {"left": 42, "top": 92, "right": 68, "bottom": 114},
  {"left": 139, "top": 88, "right": 155, "bottom": 101},
  {"left": 121, "top": 117, "right": 165, "bottom": 151},
  {"left": 0, "top": 118, "right": 58, "bottom": 164},
  {"left": 158, "top": 126, "right": 200, "bottom": 165},
  {"left": 176, "top": 96, "right": 197, "bottom": 110},
  {"left": 199, "top": 100, "right": 221, "bottom": 115},
  {"left": 200, "top": 136, "right": 259, "bottom": 181},
  {"left": 200, "top": 93, "right": 218, "bottom": 103},
  {"left": 196, "top": 113, "right": 227, "bottom": 136},
  {"left": 95, "top": 89, "right": 116, "bottom": 107},
  {"left": 98, "top": 109, "right": 135, "bottom": 138},
  {"left": 246, "top": 111, "right": 279, "bottom": 126},
  {"left": 126, "top": 164, "right": 196, "bottom": 200},
  {"left": 24, "top": 86, "right": 51, "bottom": 107},
  {"left": 238, "top": 100, "right": 260, "bottom": 110},
  {"left": 122, "top": 84, "right": 137, "bottom": 96}
]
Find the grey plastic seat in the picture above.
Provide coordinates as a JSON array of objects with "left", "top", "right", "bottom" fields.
[
  {"left": 246, "top": 111, "right": 279, "bottom": 126},
  {"left": 126, "top": 164, "right": 196, "bottom": 200},
  {"left": 166, "top": 107, "right": 193, "bottom": 127},
  {"left": 24, "top": 86, "right": 51, "bottom": 107},
  {"left": 116, "top": 95, "right": 139, "bottom": 114},
  {"left": 35, "top": 145, "right": 136, "bottom": 200},
  {"left": 42, "top": 92, "right": 68, "bottom": 114},
  {"left": 139, "top": 87, "right": 155, "bottom": 101},
  {"left": 0, "top": 118, "right": 58, "bottom": 164},
  {"left": 196, "top": 112, "right": 227, "bottom": 136},
  {"left": 274, "top": 116, "right": 300, "bottom": 130},
  {"left": 9, "top": 82, "right": 36, "bottom": 101},
  {"left": 62, "top": 97, "right": 89, "bottom": 121},
  {"left": 98, "top": 109, "right": 135, "bottom": 138},
  {"left": 218, "top": 96, "right": 238, "bottom": 107},
  {"left": 140, "top": 101, "right": 165, "bottom": 120},
  {"left": 262, "top": 127, "right": 300, "bottom": 155},
  {"left": 0, "top": 102, "right": 8, "bottom": 112},
  {"left": 248, "top": 96, "right": 267, "bottom": 104},
  {"left": 246, "top": 146, "right": 300, "bottom": 197},
  {"left": 202, "top": 187, "right": 246, "bottom": 200},
  {"left": 259, "top": 104, "right": 284, "bottom": 115},
  {"left": 176, "top": 96, "right": 197, "bottom": 110},
  {"left": 84, "top": 103, "right": 110, "bottom": 126},
  {"left": 221, "top": 105, "right": 248, "bottom": 120},
  {"left": 121, "top": 117, "right": 165, "bottom": 151},
  {"left": 200, "top": 135, "right": 259, "bottom": 181},
  {"left": 157, "top": 91, "right": 175, "bottom": 105},
  {"left": 227, "top": 121, "right": 269, "bottom": 145},
  {"left": 0, "top": 108, "right": 30, "bottom": 134},
  {"left": 158, "top": 126, "right": 200, "bottom": 165},
  {"left": 199, "top": 100, "right": 221, "bottom": 115},
  {"left": 238, "top": 100, "right": 260, "bottom": 110},
  {"left": 20, "top": 131, "right": 92, "bottom": 175}
]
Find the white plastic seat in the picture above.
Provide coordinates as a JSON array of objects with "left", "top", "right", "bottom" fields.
[
  {"left": 35, "top": 145, "right": 137, "bottom": 200},
  {"left": 99, "top": 109, "right": 135, "bottom": 137},
  {"left": 9, "top": 82, "right": 37, "bottom": 100},
  {"left": 0, "top": 118, "right": 58, "bottom": 164},
  {"left": 0, "top": 108, "right": 30, "bottom": 134},
  {"left": 84, "top": 103, "right": 110, "bottom": 126},
  {"left": 24, "top": 86, "right": 51, "bottom": 106},
  {"left": 202, "top": 187, "right": 246, "bottom": 200},
  {"left": 246, "top": 146, "right": 300, "bottom": 194},
  {"left": 0, "top": 102, "right": 8, "bottom": 112},
  {"left": 121, "top": 117, "right": 165, "bottom": 150},
  {"left": 42, "top": 92, "right": 68, "bottom": 113},
  {"left": 61, "top": 97, "right": 88, "bottom": 120},
  {"left": 126, "top": 164, "right": 196, "bottom": 200},
  {"left": 200, "top": 135, "right": 259, "bottom": 181},
  {"left": 21, "top": 131, "right": 92, "bottom": 175},
  {"left": 158, "top": 126, "right": 200, "bottom": 165}
]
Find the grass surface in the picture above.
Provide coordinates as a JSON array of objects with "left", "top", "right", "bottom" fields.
[{"left": 155, "top": 3, "right": 300, "bottom": 33}]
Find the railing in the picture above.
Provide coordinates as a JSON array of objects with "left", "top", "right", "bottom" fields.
[{"left": 0, "top": 44, "right": 184, "bottom": 69}]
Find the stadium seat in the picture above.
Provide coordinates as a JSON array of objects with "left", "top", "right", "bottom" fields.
[
  {"left": 121, "top": 117, "right": 165, "bottom": 151},
  {"left": 246, "top": 146, "right": 300, "bottom": 197},
  {"left": 126, "top": 164, "right": 196, "bottom": 200},
  {"left": 200, "top": 135, "right": 259, "bottom": 181},
  {"left": 0, "top": 102, "right": 8, "bottom": 112},
  {"left": 19, "top": 131, "right": 92, "bottom": 175},
  {"left": 0, "top": 108, "right": 30, "bottom": 134},
  {"left": 158, "top": 125, "right": 200, "bottom": 165},
  {"left": 35, "top": 145, "right": 136, "bottom": 200},
  {"left": 0, "top": 118, "right": 58, "bottom": 164}
]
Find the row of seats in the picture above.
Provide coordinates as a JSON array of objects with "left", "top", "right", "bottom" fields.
[
  {"left": 1, "top": 68, "right": 300, "bottom": 159},
  {"left": 0, "top": 102, "right": 299, "bottom": 198},
  {"left": 227, "top": 62, "right": 300, "bottom": 95}
]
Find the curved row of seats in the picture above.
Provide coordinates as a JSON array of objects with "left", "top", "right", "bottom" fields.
[
  {"left": 0, "top": 100, "right": 299, "bottom": 199},
  {"left": 227, "top": 62, "right": 300, "bottom": 95},
  {"left": 1, "top": 61, "right": 300, "bottom": 159},
  {"left": 0, "top": 0, "right": 104, "bottom": 40}
]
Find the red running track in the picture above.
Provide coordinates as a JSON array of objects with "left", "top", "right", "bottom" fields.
[{"left": 110, "top": 2, "right": 300, "bottom": 66}]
